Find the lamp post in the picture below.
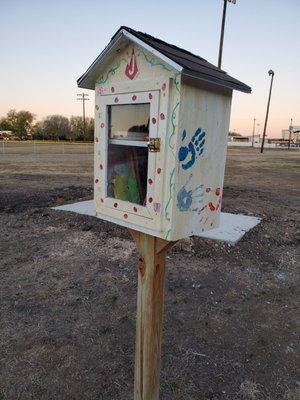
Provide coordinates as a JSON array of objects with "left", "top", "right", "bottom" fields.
[
  {"left": 252, "top": 118, "right": 256, "bottom": 147},
  {"left": 260, "top": 70, "right": 275, "bottom": 154},
  {"left": 257, "top": 123, "right": 260, "bottom": 144},
  {"left": 218, "top": 0, "right": 236, "bottom": 69}
]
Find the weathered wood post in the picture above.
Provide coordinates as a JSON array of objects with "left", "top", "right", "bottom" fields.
[{"left": 130, "top": 230, "right": 176, "bottom": 400}]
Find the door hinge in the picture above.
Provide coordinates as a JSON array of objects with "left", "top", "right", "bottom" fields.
[{"left": 148, "top": 138, "right": 161, "bottom": 152}]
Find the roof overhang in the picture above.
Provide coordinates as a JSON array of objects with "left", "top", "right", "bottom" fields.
[
  {"left": 77, "top": 26, "right": 251, "bottom": 94},
  {"left": 182, "top": 69, "right": 250, "bottom": 94},
  {"left": 77, "top": 29, "right": 182, "bottom": 90}
]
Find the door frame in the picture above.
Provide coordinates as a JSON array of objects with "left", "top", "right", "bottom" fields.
[
  {"left": 95, "top": 78, "right": 171, "bottom": 232},
  {"left": 100, "top": 90, "right": 159, "bottom": 220}
]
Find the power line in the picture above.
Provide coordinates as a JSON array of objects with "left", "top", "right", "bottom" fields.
[
  {"left": 252, "top": 118, "right": 256, "bottom": 147},
  {"left": 77, "top": 93, "right": 89, "bottom": 139},
  {"left": 260, "top": 70, "right": 275, "bottom": 154}
]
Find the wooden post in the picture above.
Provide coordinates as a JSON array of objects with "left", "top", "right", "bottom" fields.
[{"left": 129, "top": 230, "right": 176, "bottom": 400}]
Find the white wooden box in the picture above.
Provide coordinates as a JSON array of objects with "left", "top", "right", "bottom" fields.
[{"left": 78, "top": 27, "right": 250, "bottom": 240}]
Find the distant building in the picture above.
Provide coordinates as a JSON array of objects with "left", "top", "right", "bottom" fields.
[
  {"left": 248, "top": 134, "right": 260, "bottom": 145},
  {"left": 228, "top": 132, "right": 256, "bottom": 145},
  {"left": 228, "top": 131, "right": 247, "bottom": 142},
  {"left": 282, "top": 126, "right": 300, "bottom": 143},
  {"left": 227, "top": 132, "right": 298, "bottom": 148}
]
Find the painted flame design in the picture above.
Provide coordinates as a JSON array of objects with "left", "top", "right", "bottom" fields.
[{"left": 125, "top": 49, "right": 138, "bottom": 80}]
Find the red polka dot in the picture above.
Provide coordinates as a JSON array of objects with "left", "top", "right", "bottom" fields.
[
  {"left": 152, "top": 117, "right": 156, "bottom": 124},
  {"left": 157, "top": 168, "right": 161, "bottom": 174},
  {"left": 148, "top": 93, "right": 153, "bottom": 99},
  {"left": 100, "top": 123, "right": 105, "bottom": 128},
  {"left": 209, "top": 202, "right": 216, "bottom": 211},
  {"left": 100, "top": 164, "right": 103, "bottom": 170},
  {"left": 215, "top": 188, "right": 221, "bottom": 196},
  {"left": 114, "top": 203, "right": 118, "bottom": 208},
  {"left": 160, "top": 113, "right": 165, "bottom": 120},
  {"left": 114, "top": 97, "right": 119, "bottom": 103},
  {"left": 95, "top": 179, "right": 99, "bottom": 183},
  {"left": 148, "top": 197, "right": 153, "bottom": 203},
  {"left": 132, "top": 95, "right": 137, "bottom": 101},
  {"left": 206, "top": 188, "right": 211, "bottom": 193},
  {"left": 124, "top": 213, "right": 128, "bottom": 219},
  {"left": 133, "top": 206, "right": 138, "bottom": 212},
  {"left": 162, "top": 83, "right": 166, "bottom": 91},
  {"left": 111, "top": 86, "right": 115, "bottom": 93},
  {"left": 148, "top": 178, "right": 153, "bottom": 185},
  {"left": 95, "top": 137, "right": 99, "bottom": 142}
]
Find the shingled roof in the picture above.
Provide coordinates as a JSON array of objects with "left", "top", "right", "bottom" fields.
[{"left": 78, "top": 26, "right": 251, "bottom": 94}]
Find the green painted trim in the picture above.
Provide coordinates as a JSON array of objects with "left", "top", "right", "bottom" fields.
[
  {"left": 164, "top": 229, "right": 171, "bottom": 240},
  {"left": 164, "top": 167, "right": 175, "bottom": 223},
  {"left": 96, "top": 58, "right": 127, "bottom": 85},
  {"left": 168, "top": 101, "right": 180, "bottom": 156},
  {"left": 139, "top": 50, "right": 172, "bottom": 71},
  {"left": 174, "top": 74, "right": 181, "bottom": 94}
]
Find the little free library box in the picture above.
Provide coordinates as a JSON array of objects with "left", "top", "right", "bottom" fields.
[
  {"left": 78, "top": 26, "right": 251, "bottom": 241},
  {"left": 74, "top": 27, "right": 252, "bottom": 400}
]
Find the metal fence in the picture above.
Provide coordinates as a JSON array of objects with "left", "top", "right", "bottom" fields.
[{"left": 1, "top": 141, "right": 94, "bottom": 155}]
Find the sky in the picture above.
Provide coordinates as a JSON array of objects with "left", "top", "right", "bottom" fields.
[{"left": 0, "top": 0, "right": 299, "bottom": 137}]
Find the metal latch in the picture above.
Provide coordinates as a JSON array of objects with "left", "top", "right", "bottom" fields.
[{"left": 148, "top": 138, "right": 161, "bottom": 152}]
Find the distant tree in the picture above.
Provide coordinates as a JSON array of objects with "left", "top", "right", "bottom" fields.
[
  {"left": 85, "top": 117, "right": 94, "bottom": 141},
  {"left": 0, "top": 117, "right": 12, "bottom": 131},
  {"left": 1, "top": 111, "right": 94, "bottom": 141},
  {"left": 33, "top": 121, "right": 45, "bottom": 140},
  {"left": 69, "top": 116, "right": 84, "bottom": 141},
  {"left": 0, "top": 109, "right": 35, "bottom": 139},
  {"left": 69, "top": 116, "right": 94, "bottom": 141},
  {"left": 34, "top": 115, "right": 70, "bottom": 140}
]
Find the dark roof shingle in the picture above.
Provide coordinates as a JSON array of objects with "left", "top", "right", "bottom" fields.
[{"left": 114, "top": 26, "right": 251, "bottom": 93}]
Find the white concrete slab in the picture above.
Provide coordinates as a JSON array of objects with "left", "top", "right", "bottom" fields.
[
  {"left": 53, "top": 200, "right": 261, "bottom": 245},
  {"left": 202, "top": 212, "right": 261, "bottom": 245},
  {"left": 55, "top": 200, "right": 96, "bottom": 216}
]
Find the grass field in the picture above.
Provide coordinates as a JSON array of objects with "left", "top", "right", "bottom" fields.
[{"left": 0, "top": 144, "right": 299, "bottom": 400}]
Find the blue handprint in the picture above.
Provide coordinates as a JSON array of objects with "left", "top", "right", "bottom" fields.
[
  {"left": 177, "top": 174, "right": 204, "bottom": 212},
  {"left": 178, "top": 128, "right": 206, "bottom": 170}
]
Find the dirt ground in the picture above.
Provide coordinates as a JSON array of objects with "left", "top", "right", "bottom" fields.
[{"left": 0, "top": 144, "right": 299, "bottom": 400}]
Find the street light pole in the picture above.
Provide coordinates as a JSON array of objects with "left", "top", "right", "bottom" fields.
[
  {"left": 252, "top": 118, "right": 256, "bottom": 147},
  {"left": 218, "top": 0, "right": 236, "bottom": 69},
  {"left": 260, "top": 70, "right": 275, "bottom": 154}
]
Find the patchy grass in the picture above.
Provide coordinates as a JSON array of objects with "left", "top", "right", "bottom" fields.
[
  {"left": 284, "top": 386, "right": 300, "bottom": 400},
  {"left": 0, "top": 147, "right": 299, "bottom": 399},
  {"left": 239, "top": 380, "right": 264, "bottom": 400}
]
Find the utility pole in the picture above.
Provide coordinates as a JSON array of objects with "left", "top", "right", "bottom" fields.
[
  {"left": 288, "top": 118, "right": 293, "bottom": 149},
  {"left": 218, "top": 0, "right": 236, "bottom": 69},
  {"left": 252, "top": 118, "right": 256, "bottom": 147},
  {"left": 77, "top": 93, "right": 89, "bottom": 140},
  {"left": 260, "top": 70, "right": 275, "bottom": 154}
]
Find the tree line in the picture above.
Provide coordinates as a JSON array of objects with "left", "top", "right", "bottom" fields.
[{"left": 0, "top": 109, "right": 94, "bottom": 141}]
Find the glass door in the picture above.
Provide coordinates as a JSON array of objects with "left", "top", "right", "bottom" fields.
[
  {"left": 107, "top": 102, "right": 149, "bottom": 206},
  {"left": 100, "top": 91, "right": 160, "bottom": 220}
]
